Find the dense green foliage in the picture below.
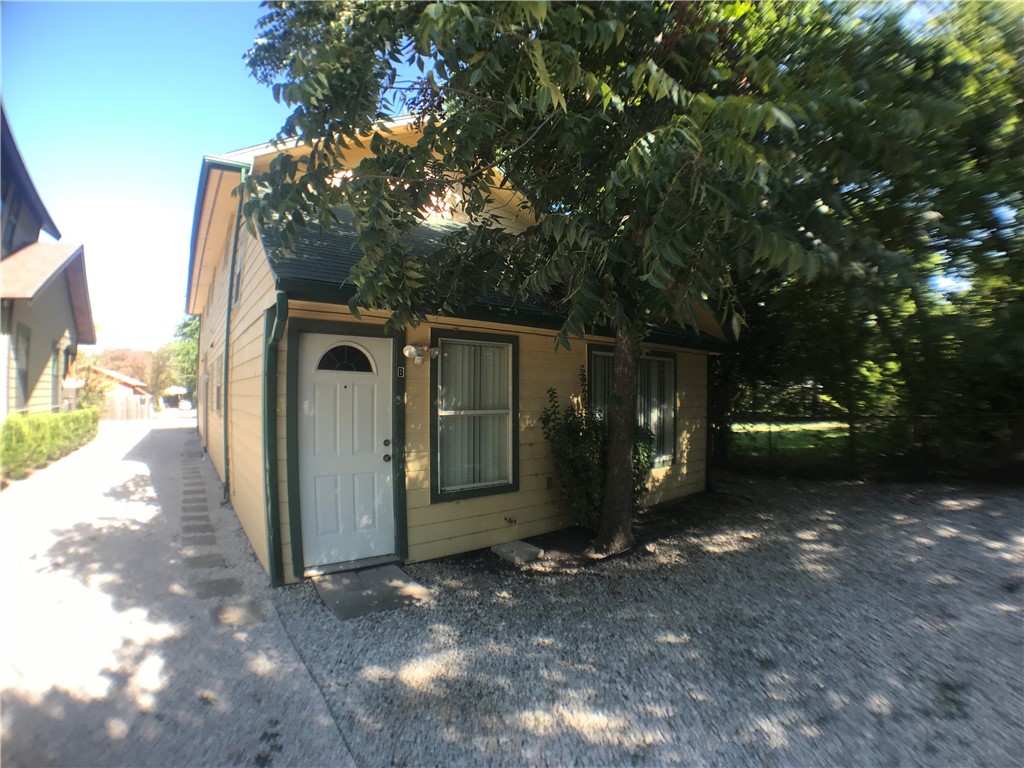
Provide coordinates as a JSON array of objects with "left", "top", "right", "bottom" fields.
[
  {"left": 713, "top": 2, "right": 1023, "bottom": 473},
  {"left": 170, "top": 316, "right": 200, "bottom": 397},
  {"left": 246, "top": 1, "right": 851, "bottom": 337},
  {"left": 149, "top": 347, "right": 175, "bottom": 410},
  {"left": 1, "top": 409, "right": 99, "bottom": 480},
  {"left": 245, "top": 1, "right": 1022, "bottom": 542},
  {"left": 540, "top": 371, "right": 653, "bottom": 531},
  {"left": 76, "top": 358, "right": 110, "bottom": 412}
]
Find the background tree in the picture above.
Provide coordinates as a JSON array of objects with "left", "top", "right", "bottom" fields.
[
  {"left": 714, "top": 1, "right": 1023, "bottom": 473},
  {"left": 170, "top": 316, "right": 200, "bottom": 397},
  {"left": 98, "top": 349, "right": 151, "bottom": 385},
  {"left": 76, "top": 350, "right": 112, "bottom": 412},
  {"left": 96, "top": 342, "right": 186, "bottom": 409},
  {"left": 148, "top": 346, "right": 177, "bottom": 410},
  {"left": 245, "top": 1, "right": 1009, "bottom": 549}
]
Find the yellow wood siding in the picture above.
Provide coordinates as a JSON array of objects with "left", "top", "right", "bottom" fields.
[
  {"left": 224, "top": 228, "right": 278, "bottom": 570},
  {"left": 197, "top": 224, "right": 278, "bottom": 574},
  {"left": 277, "top": 300, "right": 710, "bottom": 574},
  {"left": 199, "top": 251, "right": 227, "bottom": 480}
]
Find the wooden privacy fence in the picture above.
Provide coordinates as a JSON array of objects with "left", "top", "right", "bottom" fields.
[{"left": 103, "top": 396, "right": 152, "bottom": 421}]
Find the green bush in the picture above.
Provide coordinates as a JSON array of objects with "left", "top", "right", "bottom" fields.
[
  {"left": 540, "top": 369, "right": 654, "bottom": 531},
  {"left": 1, "top": 408, "right": 99, "bottom": 481}
]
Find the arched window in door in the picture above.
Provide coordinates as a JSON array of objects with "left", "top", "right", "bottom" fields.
[{"left": 316, "top": 345, "right": 374, "bottom": 373}]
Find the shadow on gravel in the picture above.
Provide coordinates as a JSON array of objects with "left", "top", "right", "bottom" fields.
[
  {"left": 2, "top": 425, "right": 283, "bottom": 768},
  {"left": 274, "top": 476, "right": 1023, "bottom": 767}
]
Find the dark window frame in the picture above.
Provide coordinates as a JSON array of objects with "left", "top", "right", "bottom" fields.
[
  {"left": 587, "top": 344, "right": 677, "bottom": 468},
  {"left": 14, "top": 324, "right": 30, "bottom": 408},
  {"left": 429, "top": 329, "right": 520, "bottom": 504},
  {"left": 2, "top": 196, "right": 23, "bottom": 255},
  {"left": 51, "top": 341, "right": 60, "bottom": 411}
]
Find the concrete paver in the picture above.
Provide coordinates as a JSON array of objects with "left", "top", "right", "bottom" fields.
[
  {"left": 313, "top": 564, "right": 432, "bottom": 620},
  {"left": 1, "top": 418, "right": 353, "bottom": 767},
  {"left": 491, "top": 540, "right": 545, "bottom": 565}
]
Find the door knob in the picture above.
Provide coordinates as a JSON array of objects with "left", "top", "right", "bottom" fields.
[{"left": 383, "top": 454, "right": 392, "bottom": 463}]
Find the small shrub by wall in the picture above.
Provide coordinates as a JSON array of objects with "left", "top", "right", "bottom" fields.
[
  {"left": 1, "top": 408, "right": 99, "bottom": 481},
  {"left": 540, "top": 369, "right": 654, "bottom": 531}
]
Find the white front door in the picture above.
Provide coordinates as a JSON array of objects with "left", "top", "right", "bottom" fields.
[{"left": 298, "top": 333, "right": 395, "bottom": 570}]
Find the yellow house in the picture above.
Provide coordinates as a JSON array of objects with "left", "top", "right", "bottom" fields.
[{"left": 186, "top": 123, "right": 726, "bottom": 586}]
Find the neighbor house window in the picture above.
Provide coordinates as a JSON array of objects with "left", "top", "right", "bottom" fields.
[
  {"left": 590, "top": 347, "right": 676, "bottom": 467},
  {"left": 14, "top": 325, "right": 29, "bottom": 408},
  {"left": 2, "top": 197, "right": 23, "bottom": 256},
  {"left": 431, "top": 331, "right": 518, "bottom": 502},
  {"left": 51, "top": 342, "right": 60, "bottom": 411}
]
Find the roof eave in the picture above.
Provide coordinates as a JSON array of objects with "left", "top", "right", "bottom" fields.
[
  {"left": 24, "top": 245, "right": 80, "bottom": 301},
  {"left": 276, "top": 276, "right": 731, "bottom": 353},
  {"left": 1, "top": 107, "right": 61, "bottom": 239},
  {"left": 68, "top": 249, "right": 96, "bottom": 345},
  {"left": 185, "top": 156, "right": 251, "bottom": 315}
]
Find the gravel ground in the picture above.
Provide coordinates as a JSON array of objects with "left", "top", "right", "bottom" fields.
[{"left": 273, "top": 477, "right": 1024, "bottom": 767}]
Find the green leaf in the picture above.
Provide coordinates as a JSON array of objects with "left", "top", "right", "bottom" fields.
[
  {"left": 535, "top": 85, "right": 551, "bottom": 113},
  {"left": 770, "top": 105, "right": 797, "bottom": 134}
]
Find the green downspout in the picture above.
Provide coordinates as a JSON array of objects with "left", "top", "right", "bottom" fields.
[
  {"left": 262, "top": 291, "right": 288, "bottom": 586},
  {"left": 221, "top": 168, "right": 246, "bottom": 505}
]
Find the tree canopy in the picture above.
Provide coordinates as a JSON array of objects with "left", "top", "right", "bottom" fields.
[
  {"left": 715, "top": 1, "right": 1022, "bottom": 474},
  {"left": 245, "top": 0, "right": 1021, "bottom": 546}
]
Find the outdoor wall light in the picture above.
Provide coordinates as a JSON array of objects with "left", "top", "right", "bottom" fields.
[{"left": 402, "top": 344, "right": 438, "bottom": 365}]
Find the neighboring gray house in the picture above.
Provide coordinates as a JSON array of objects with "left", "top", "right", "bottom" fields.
[{"left": 1, "top": 106, "right": 95, "bottom": 418}]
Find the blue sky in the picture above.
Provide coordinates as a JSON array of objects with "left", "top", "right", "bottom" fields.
[{"left": 2, "top": 1, "right": 292, "bottom": 350}]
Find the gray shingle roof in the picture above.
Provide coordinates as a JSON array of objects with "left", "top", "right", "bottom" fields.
[
  {"left": 261, "top": 208, "right": 463, "bottom": 287},
  {"left": 259, "top": 210, "right": 727, "bottom": 351}
]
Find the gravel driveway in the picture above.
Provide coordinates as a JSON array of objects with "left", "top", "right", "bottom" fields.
[{"left": 274, "top": 477, "right": 1023, "bottom": 767}]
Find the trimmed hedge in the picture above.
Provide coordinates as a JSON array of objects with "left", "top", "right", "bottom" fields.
[{"left": 1, "top": 408, "right": 99, "bottom": 481}]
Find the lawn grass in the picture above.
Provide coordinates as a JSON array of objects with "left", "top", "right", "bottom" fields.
[
  {"left": 728, "top": 417, "right": 1024, "bottom": 480},
  {"left": 729, "top": 421, "right": 853, "bottom": 474}
]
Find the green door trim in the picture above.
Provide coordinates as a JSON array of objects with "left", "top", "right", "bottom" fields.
[{"left": 285, "top": 317, "right": 407, "bottom": 580}]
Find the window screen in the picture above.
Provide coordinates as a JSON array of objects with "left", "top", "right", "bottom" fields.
[{"left": 436, "top": 339, "right": 513, "bottom": 493}]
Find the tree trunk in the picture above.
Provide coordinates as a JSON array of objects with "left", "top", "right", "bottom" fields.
[{"left": 590, "top": 325, "right": 641, "bottom": 556}]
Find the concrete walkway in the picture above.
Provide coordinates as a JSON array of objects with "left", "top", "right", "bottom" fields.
[{"left": 1, "top": 417, "right": 353, "bottom": 767}]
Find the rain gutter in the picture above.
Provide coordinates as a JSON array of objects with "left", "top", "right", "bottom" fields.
[{"left": 262, "top": 291, "right": 288, "bottom": 586}]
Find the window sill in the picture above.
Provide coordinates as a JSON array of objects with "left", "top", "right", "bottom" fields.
[{"left": 430, "top": 480, "right": 519, "bottom": 505}]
